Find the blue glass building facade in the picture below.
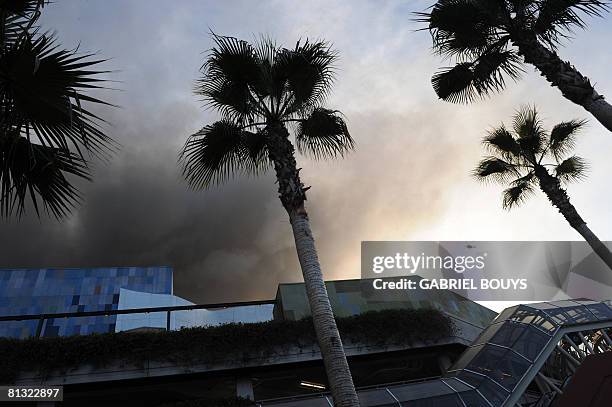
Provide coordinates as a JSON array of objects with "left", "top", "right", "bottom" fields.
[{"left": 0, "top": 267, "right": 173, "bottom": 338}]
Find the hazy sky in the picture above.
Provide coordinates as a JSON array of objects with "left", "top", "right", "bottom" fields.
[{"left": 2, "top": 0, "right": 611, "bottom": 305}]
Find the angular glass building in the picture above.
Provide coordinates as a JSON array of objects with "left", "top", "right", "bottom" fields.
[
  {"left": 274, "top": 277, "right": 497, "bottom": 328},
  {"left": 0, "top": 266, "right": 173, "bottom": 338}
]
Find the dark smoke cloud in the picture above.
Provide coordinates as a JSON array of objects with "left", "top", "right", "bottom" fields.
[
  {"left": 0, "top": 1, "right": 471, "bottom": 304},
  {"left": 3, "top": 0, "right": 611, "bottom": 306},
  {"left": 0, "top": 106, "right": 472, "bottom": 303},
  {"left": 0, "top": 143, "right": 298, "bottom": 302}
]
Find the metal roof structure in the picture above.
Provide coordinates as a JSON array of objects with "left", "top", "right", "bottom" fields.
[{"left": 257, "top": 299, "right": 612, "bottom": 407}]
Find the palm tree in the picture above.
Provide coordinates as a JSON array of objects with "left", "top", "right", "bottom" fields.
[
  {"left": 0, "top": 0, "right": 114, "bottom": 218},
  {"left": 179, "top": 34, "right": 359, "bottom": 406},
  {"left": 417, "top": 0, "right": 612, "bottom": 132},
  {"left": 475, "top": 106, "right": 612, "bottom": 270}
]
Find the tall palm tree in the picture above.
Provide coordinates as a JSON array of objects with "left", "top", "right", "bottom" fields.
[
  {"left": 417, "top": 0, "right": 612, "bottom": 133},
  {"left": 475, "top": 106, "right": 612, "bottom": 270},
  {"left": 0, "top": 0, "right": 114, "bottom": 218},
  {"left": 179, "top": 34, "right": 359, "bottom": 407}
]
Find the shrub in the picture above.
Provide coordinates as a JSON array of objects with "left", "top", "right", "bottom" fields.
[{"left": 0, "top": 308, "right": 453, "bottom": 383}]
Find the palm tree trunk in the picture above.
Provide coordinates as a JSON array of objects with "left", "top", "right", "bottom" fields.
[
  {"left": 266, "top": 123, "right": 360, "bottom": 407},
  {"left": 534, "top": 166, "right": 612, "bottom": 271},
  {"left": 289, "top": 209, "right": 361, "bottom": 407},
  {"left": 511, "top": 32, "right": 612, "bottom": 133}
]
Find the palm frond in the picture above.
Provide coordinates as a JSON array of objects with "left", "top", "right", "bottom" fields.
[
  {"left": 507, "top": 0, "right": 538, "bottom": 13},
  {"left": 555, "top": 155, "right": 588, "bottom": 183},
  {"left": 0, "top": 134, "right": 90, "bottom": 219},
  {"left": 483, "top": 125, "right": 521, "bottom": 159},
  {"left": 253, "top": 35, "right": 277, "bottom": 67},
  {"left": 0, "top": 0, "right": 44, "bottom": 15},
  {"left": 472, "top": 47, "right": 523, "bottom": 93},
  {"left": 0, "top": 1, "right": 115, "bottom": 219},
  {"left": 0, "top": 0, "right": 45, "bottom": 48},
  {"left": 179, "top": 120, "right": 267, "bottom": 188},
  {"left": 513, "top": 106, "right": 547, "bottom": 156},
  {"left": 473, "top": 156, "right": 520, "bottom": 183},
  {"left": 196, "top": 33, "right": 262, "bottom": 123},
  {"left": 242, "top": 127, "right": 271, "bottom": 172},
  {"left": 274, "top": 39, "right": 337, "bottom": 117},
  {"left": 534, "top": 0, "right": 610, "bottom": 48},
  {"left": 548, "top": 119, "right": 586, "bottom": 160},
  {"left": 251, "top": 35, "right": 277, "bottom": 99},
  {"left": 502, "top": 175, "right": 536, "bottom": 209},
  {"left": 432, "top": 45, "right": 521, "bottom": 103},
  {"left": 2, "top": 33, "right": 115, "bottom": 158},
  {"left": 432, "top": 63, "right": 476, "bottom": 103},
  {"left": 415, "top": 0, "right": 505, "bottom": 59},
  {"left": 295, "top": 108, "right": 354, "bottom": 160}
]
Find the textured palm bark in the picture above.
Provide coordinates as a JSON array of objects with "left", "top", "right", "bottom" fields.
[
  {"left": 510, "top": 30, "right": 612, "bottom": 133},
  {"left": 266, "top": 122, "right": 360, "bottom": 407},
  {"left": 534, "top": 166, "right": 612, "bottom": 271}
]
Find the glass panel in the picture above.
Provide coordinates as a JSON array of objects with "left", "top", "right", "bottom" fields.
[
  {"left": 550, "top": 300, "right": 583, "bottom": 308},
  {"left": 457, "top": 370, "right": 509, "bottom": 407},
  {"left": 442, "top": 377, "right": 473, "bottom": 393},
  {"left": 540, "top": 308, "right": 575, "bottom": 325},
  {"left": 559, "top": 306, "right": 598, "bottom": 324},
  {"left": 357, "top": 389, "right": 398, "bottom": 405},
  {"left": 446, "top": 344, "right": 485, "bottom": 373},
  {"left": 42, "top": 314, "right": 117, "bottom": 336},
  {"left": 586, "top": 303, "right": 612, "bottom": 321},
  {"left": 115, "top": 311, "right": 167, "bottom": 333},
  {"left": 403, "top": 394, "right": 464, "bottom": 406},
  {"left": 540, "top": 305, "right": 597, "bottom": 325},
  {"left": 509, "top": 308, "right": 539, "bottom": 325},
  {"left": 465, "top": 345, "right": 531, "bottom": 391},
  {"left": 511, "top": 325, "right": 550, "bottom": 361},
  {"left": 530, "top": 312, "right": 558, "bottom": 333},
  {"left": 525, "top": 302, "right": 559, "bottom": 311},
  {"left": 390, "top": 380, "right": 454, "bottom": 401},
  {"left": 489, "top": 321, "right": 527, "bottom": 347},
  {"left": 457, "top": 389, "right": 490, "bottom": 407},
  {"left": 170, "top": 304, "right": 274, "bottom": 330},
  {"left": 473, "top": 322, "right": 506, "bottom": 346}
]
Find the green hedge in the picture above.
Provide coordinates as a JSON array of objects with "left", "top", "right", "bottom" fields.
[{"left": 0, "top": 308, "right": 453, "bottom": 384}]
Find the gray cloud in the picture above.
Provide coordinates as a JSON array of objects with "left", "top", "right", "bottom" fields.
[
  {"left": 0, "top": 106, "right": 476, "bottom": 303},
  {"left": 2, "top": 0, "right": 612, "bottom": 304}
]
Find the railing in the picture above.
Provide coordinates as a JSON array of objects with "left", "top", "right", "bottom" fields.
[
  {"left": 0, "top": 299, "right": 275, "bottom": 338},
  {"left": 0, "top": 301, "right": 482, "bottom": 341}
]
